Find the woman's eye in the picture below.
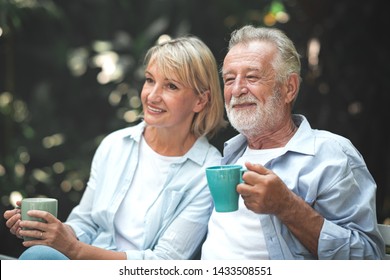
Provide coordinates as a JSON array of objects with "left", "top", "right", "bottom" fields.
[
  {"left": 145, "top": 77, "right": 154, "bottom": 84},
  {"left": 167, "top": 83, "right": 178, "bottom": 90}
]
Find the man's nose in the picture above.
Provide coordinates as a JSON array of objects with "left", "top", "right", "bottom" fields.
[{"left": 231, "top": 78, "right": 248, "bottom": 97}]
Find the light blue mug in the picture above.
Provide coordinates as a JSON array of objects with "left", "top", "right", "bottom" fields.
[{"left": 206, "top": 165, "right": 245, "bottom": 212}]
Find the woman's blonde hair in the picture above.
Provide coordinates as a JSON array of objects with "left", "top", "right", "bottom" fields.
[{"left": 144, "top": 36, "right": 227, "bottom": 139}]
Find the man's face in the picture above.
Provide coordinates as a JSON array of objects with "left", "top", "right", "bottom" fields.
[{"left": 222, "top": 41, "right": 286, "bottom": 137}]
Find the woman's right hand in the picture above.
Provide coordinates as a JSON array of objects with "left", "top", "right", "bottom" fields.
[{"left": 3, "top": 201, "right": 23, "bottom": 239}]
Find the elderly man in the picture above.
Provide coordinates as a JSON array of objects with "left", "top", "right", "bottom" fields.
[{"left": 201, "top": 25, "right": 385, "bottom": 260}]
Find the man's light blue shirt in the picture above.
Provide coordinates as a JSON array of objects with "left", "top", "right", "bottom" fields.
[
  {"left": 65, "top": 121, "right": 221, "bottom": 259},
  {"left": 221, "top": 114, "right": 385, "bottom": 259}
]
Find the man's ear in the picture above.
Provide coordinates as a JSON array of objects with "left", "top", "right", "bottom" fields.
[
  {"left": 284, "top": 73, "right": 299, "bottom": 104},
  {"left": 193, "top": 90, "right": 210, "bottom": 113}
]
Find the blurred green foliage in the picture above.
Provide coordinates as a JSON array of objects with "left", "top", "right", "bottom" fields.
[{"left": 1, "top": 0, "right": 389, "bottom": 257}]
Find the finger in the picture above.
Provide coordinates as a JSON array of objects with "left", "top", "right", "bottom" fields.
[
  {"left": 5, "top": 212, "right": 21, "bottom": 229},
  {"left": 19, "top": 219, "right": 47, "bottom": 234},
  {"left": 3, "top": 208, "right": 20, "bottom": 220},
  {"left": 25, "top": 210, "right": 57, "bottom": 223},
  {"left": 15, "top": 226, "right": 24, "bottom": 239},
  {"left": 245, "top": 162, "right": 270, "bottom": 174},
  {"left": 237, "top": 183, "right": 257, "bottom": 196},
  {"left": 10, "top": 219, "right": 22, "bottom": 236},
  {"left": 3, "top": 210, "right": 10, "bottom": 220},
  {"left": 20, "top": 229, "right": 44, "bottom": 241}
]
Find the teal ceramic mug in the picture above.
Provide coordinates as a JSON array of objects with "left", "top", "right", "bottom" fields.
[
  {"left": 206, "top": 165, "right": 245, "bottom": 212},
  {"left": 21, "top": 197, "right": 58, "bottom": 241}
]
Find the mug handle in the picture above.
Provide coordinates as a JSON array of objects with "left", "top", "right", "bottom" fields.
[{"left": 240, "top": 168, "right": 247, "bottom": 183}]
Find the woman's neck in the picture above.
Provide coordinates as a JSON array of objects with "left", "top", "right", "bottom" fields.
[{"left": 143, "top": 126, "right": 197, "bottom": 156}]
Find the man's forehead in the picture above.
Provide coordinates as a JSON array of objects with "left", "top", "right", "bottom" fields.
[{"left": 222, "top": 42, "right": 276, "bottom": 72}]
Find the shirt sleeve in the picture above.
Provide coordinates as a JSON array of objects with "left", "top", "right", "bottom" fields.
[
  {"left": 316, "top": 155, "right": 385, "bottom": 259},
  {"left": 64, "top": 138, "right": 103, "bottom": 244}
]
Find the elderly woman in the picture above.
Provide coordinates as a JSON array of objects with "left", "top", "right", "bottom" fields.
[{"left": 4, "top": 36, "right": 226, "bottom": 260}]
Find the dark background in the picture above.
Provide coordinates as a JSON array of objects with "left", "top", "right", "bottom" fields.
[{"left": 1, "top": 0, "right": 389, "bottom": 258}]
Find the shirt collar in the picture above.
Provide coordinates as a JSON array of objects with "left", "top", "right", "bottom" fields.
[{"left": 285, "top": 114, "right": 315, "bottom": 156}]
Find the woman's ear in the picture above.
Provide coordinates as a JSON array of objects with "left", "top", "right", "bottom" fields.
[{"left": 193, "top": 90, "right": 210, "bottom": 113}]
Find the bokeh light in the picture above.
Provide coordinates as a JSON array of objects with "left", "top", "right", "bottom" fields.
[
  {"left": 9, "top": 191, "right": 23, "bottom": 207},
  {"left": 264, "top": 0, "right": 289, "bottom": 26},
  {"left": 42, "top": 133, "right": 65, "bottom": 149}
]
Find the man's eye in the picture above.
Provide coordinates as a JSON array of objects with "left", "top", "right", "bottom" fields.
[
  {"left": 224, "top": 78, "right": 234, "bottom": 85},
  {"left": 247, "top": 75, "right": 256, "bottom": 79},
  {"left": 247, "top": 76, "right": 259, "bottom": 82}
]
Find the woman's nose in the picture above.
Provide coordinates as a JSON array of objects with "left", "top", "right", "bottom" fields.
[{"left": 147, "top": 85, "right": 163, "bottom": 102}]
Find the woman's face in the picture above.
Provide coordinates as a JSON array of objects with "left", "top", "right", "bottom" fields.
[{"left": 141, "top": 61, "right": 205, "bottom": 133}]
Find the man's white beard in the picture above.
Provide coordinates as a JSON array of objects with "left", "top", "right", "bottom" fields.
[{"left": 225, "top": 90, "right": 283, "bottom": 138}]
